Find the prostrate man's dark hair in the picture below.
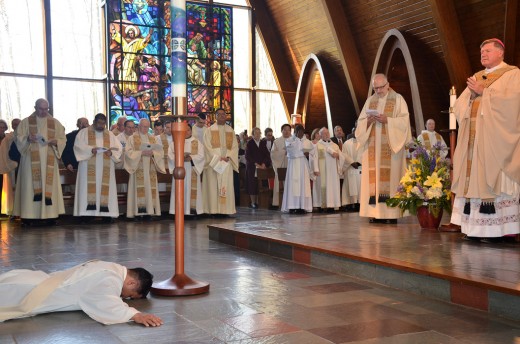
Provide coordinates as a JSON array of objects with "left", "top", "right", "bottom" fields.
[{"left": 128, "top": 268, "right": 154, "bottom": 298}]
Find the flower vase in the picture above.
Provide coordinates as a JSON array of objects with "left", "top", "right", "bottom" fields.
[{"left": 416, "top": 205, "right": 443, "bottom": 230}]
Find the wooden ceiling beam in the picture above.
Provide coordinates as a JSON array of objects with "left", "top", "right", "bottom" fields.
[
  {"left": 504, "top": 0, "right": 519, "bottom": 64},
  {"left": 428, "top": 0, "right": 472, "bottom": 92},
  {"left": 320, "top": 0, "right": 367, "bottom": 113},
  {"left": 249, "top": 0, "right": 297, "bottom": 116}
]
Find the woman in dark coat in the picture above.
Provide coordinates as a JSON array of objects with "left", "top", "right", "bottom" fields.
[{"left": 245, "top": 127, "right": 272, "bottom": 208}]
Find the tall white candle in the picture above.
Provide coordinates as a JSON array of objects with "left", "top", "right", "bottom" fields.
[{"left": 449, "top": 86, "right": 456, "bottom": 130}]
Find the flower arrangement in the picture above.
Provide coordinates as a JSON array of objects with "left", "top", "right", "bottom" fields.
[{"left": 386, "top": 140, "right": 452, "bottom": 216}]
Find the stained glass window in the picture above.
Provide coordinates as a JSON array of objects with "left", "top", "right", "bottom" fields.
[
  {"left": 107, "top": 0, "right": 171, "bottom": 129},
  {"left": 186, "top": 2, "right": 233, "bottom": 124},
  {"left": 107, "top": 1, "right": 234, "bottom": 128}
]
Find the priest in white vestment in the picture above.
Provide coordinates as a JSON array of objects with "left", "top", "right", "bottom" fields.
[
  {"left": 310, "top": 127, "right": 344, "bottom": 210},
  {"left": 341, "top": 134, "right": 362, "bottom": 209},
  {"left": 417, "top": 119, "right": 447, "bottom": 158},
  {"left": 115, "top": 119, "right": 136, "bottom": 170},
  {"left": 450, "top": 38, "right": 520, "bottom": 240},
  {"left": 13, "top": 99, "right": 66, "bottom": 224},
  {"left": 202, "top": 108, "right": 239, "bottom": 215},
  {"left": 0, "top": 260, "right": 163, "bottom": 327},
  {"left": 281, "top": 124, "right": 314, "bottom": 213},
  {"left": 270, "top": 123, "right": 292, "bottom": 208},
  {"left": 73, "top": 114, "right": 122, "bottom": 220},
  {"left": 156, "top": 121, "right": 173, "bottom": 195},
  {"left": 355, "top": 74, "right": 411, "bottom": 223},
  {"left": 124, "top": 118, "right": 166, "bottom": 219},
  {"left": 0, "top": 119, "right": 20, "bottom": 216},
  {"left": 192, "top": 113, "right": 208, "bottom": 143},
  {"left": 169, "top": 125, "right": 205, "bottom": 216}
]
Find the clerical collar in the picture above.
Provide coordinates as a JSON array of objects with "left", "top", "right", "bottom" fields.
[{"left": 485, "top": 61, "right": 507, "bottom": 74}]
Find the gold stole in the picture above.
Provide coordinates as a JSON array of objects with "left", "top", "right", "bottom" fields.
[
  {"left": 86, "top": 126, "right": 111, "bottom": 212},
  {"left": 462, "top": 66, "right": 515, "bottom": 213},
  {"left": 190, "top": 139, "right": 199, "bottom": 209},
  {"left": 421, "top": 132, "right": 442, "bottom": 149},
  {"left": 210, "top": 126, "right": 234, "bottom": 202},
  {"left": 317, "top": 144, "right": 327, "bottom": 207},
  {"left": 133, "top": 133, "right": 158, "bottom": 214},
  {"left": 367, "top": 89, "right": 396, "bottom": 204},
  {"left": 159, "top": 133, "right": 170, "bottom": 173},
  {"left": 29, "top": 114, "right": 55, "bottom": 205}
]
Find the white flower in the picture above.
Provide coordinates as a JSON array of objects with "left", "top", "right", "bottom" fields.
[
  {"left": 426, "top": 187, "right": 443, "bottom": 199},
  {"left": 411, "top": 186, "right": 425, "bottom": 199}
]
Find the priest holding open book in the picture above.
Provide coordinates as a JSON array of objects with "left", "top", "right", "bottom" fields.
[{"left": 73, "top": 114, "right": 122, "bottom": 221}]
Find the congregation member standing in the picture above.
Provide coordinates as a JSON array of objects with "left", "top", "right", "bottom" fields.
[
  {"left": 124, "top": 118, "right": 165, "bottom": 220},
  {"left": 169, "top": 124, "right": 205, "bottom": 216},
  {"left": 13, "top": 99, "right": 66, "bottom": 226},
  {"left": 451, "top": 38, "right": 520, "bottom": 241},
  {"left": 62, "top": 117, "right": 90, "bottom": 172},
  {"left": 202, "top": 108, "right": 238, "bottom": 216},
  {"left": 355, "top": 74, "right": 411, "bottom": 224},
  {"left": 73, "top": 114, "right": 122, "bottom": 222},
  {"left": 270, "top": 123, "right": 291, "bottom": 209},
  {"left": 245, "top": 127, "right": 272, "bottom": 209},
  {"left": 281, "top": 124, "right": 313, "bottom": 214},
  {"left": 310, "top": 127, "right": 344, "bottom": 211}
]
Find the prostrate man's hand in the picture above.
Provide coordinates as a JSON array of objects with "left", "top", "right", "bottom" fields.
[{"left": 131, "top": 312, "right": 163, "bottom": 327}]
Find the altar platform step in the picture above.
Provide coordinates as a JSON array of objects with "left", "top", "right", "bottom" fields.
[{"left": 209, "top": 210, "right": 520, "bottom": 321}]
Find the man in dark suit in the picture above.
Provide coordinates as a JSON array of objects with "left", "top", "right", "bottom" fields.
[{"left": 62, "top": 117, "right": 90, "bottom": 171}]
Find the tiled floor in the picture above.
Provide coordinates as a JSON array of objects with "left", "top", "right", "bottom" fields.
[{"left": 1, "top": 210, "right": 520, "bottom": 343}]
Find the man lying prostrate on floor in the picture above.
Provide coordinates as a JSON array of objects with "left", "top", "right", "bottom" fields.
[{"left": 0, "top": 260, "right": 163, "bottom": 327}]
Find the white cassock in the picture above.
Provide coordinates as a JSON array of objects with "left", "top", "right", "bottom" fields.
[
  {"left": 281, "top": 136, "right": 313, "bottom": 212},
  {"left": 341, "top": 137, "right": 362, "bottom": 205},
  {"left": 192, "top": 125, "right": 207, "bottom": 144},
  {"left": 13, "top": 114, "right": 66, "bottom": 219},
  {"left": 355, "top": 91, "right": 411, "bottom": 219},
  {"left": 156, "top": 133, "right": 173, "bottom": 193},
  {"left": 202, "top": 123, "right": 238, "bottom": 215},
  {"left": 115, "top": 132, "right": 132, "bottom": 193},
  {"left": 0, "top": 132, "right": 18, "bottom": 215},
  {"left": 310, "top": 140, "right": 344, "bottom": 208},
  {"left": 73, "top": 128, "right": 122, "bottom": 217},
  {"left": 124, "top": 133, "right": 166, "bottom": 218},
  {"left": 417, "top": 130, "right": 448, "bottom": 158},
  {"left": 270, "top": 136, "right": 288, "bottom": 206},
  {"left": 0, "top": 261, "right": 139, "bottom": 325},
  {"left": 169, "top": 136, "right": 205, "bottom": 215}
]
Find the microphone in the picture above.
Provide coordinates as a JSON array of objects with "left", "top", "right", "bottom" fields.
[{"left": 482, "top": 75, "right": 487, "bottom": 80}]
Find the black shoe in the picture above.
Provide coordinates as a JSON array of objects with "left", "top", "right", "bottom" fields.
[
  {"left": 385, "top": 219, "right": 397, "bottom": 224},
  {"left": 480, "top": 237, "right": 502, "bottom": 244},
  {"left": 249, "top": 203, "right": 258, "bottom": 209},
  {"left": 101, "top": 217, "right": 114, "bottom": 224},
  {"left": 268, "top": 205, "right": 279, "bottom": 210},
  {"left": 462, "top": 234, "right": 481, "bottom": 242},
  {"left": 21, "top": 219, "right": 33, "bottom": 227}
]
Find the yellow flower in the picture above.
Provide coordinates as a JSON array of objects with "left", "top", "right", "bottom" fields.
[
  {"left": 424, "top": 172, "right": 442, "bottom": 189},
  {"left": 415, "top": 168, "right": 421, "bottom": 176},
  {"left": 400, "top": 170, "right": 413, "bottom": 184},
  {"left": 410, "top": 158, "right": 420, "bottom": 165}
]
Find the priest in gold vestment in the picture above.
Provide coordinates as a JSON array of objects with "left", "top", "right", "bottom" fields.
[
  {"left": 202, "top": 108, "right": 238, "bottom": 215},
  {"left": 451, "top": 38, "right": 520, "bottom": 240}
]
